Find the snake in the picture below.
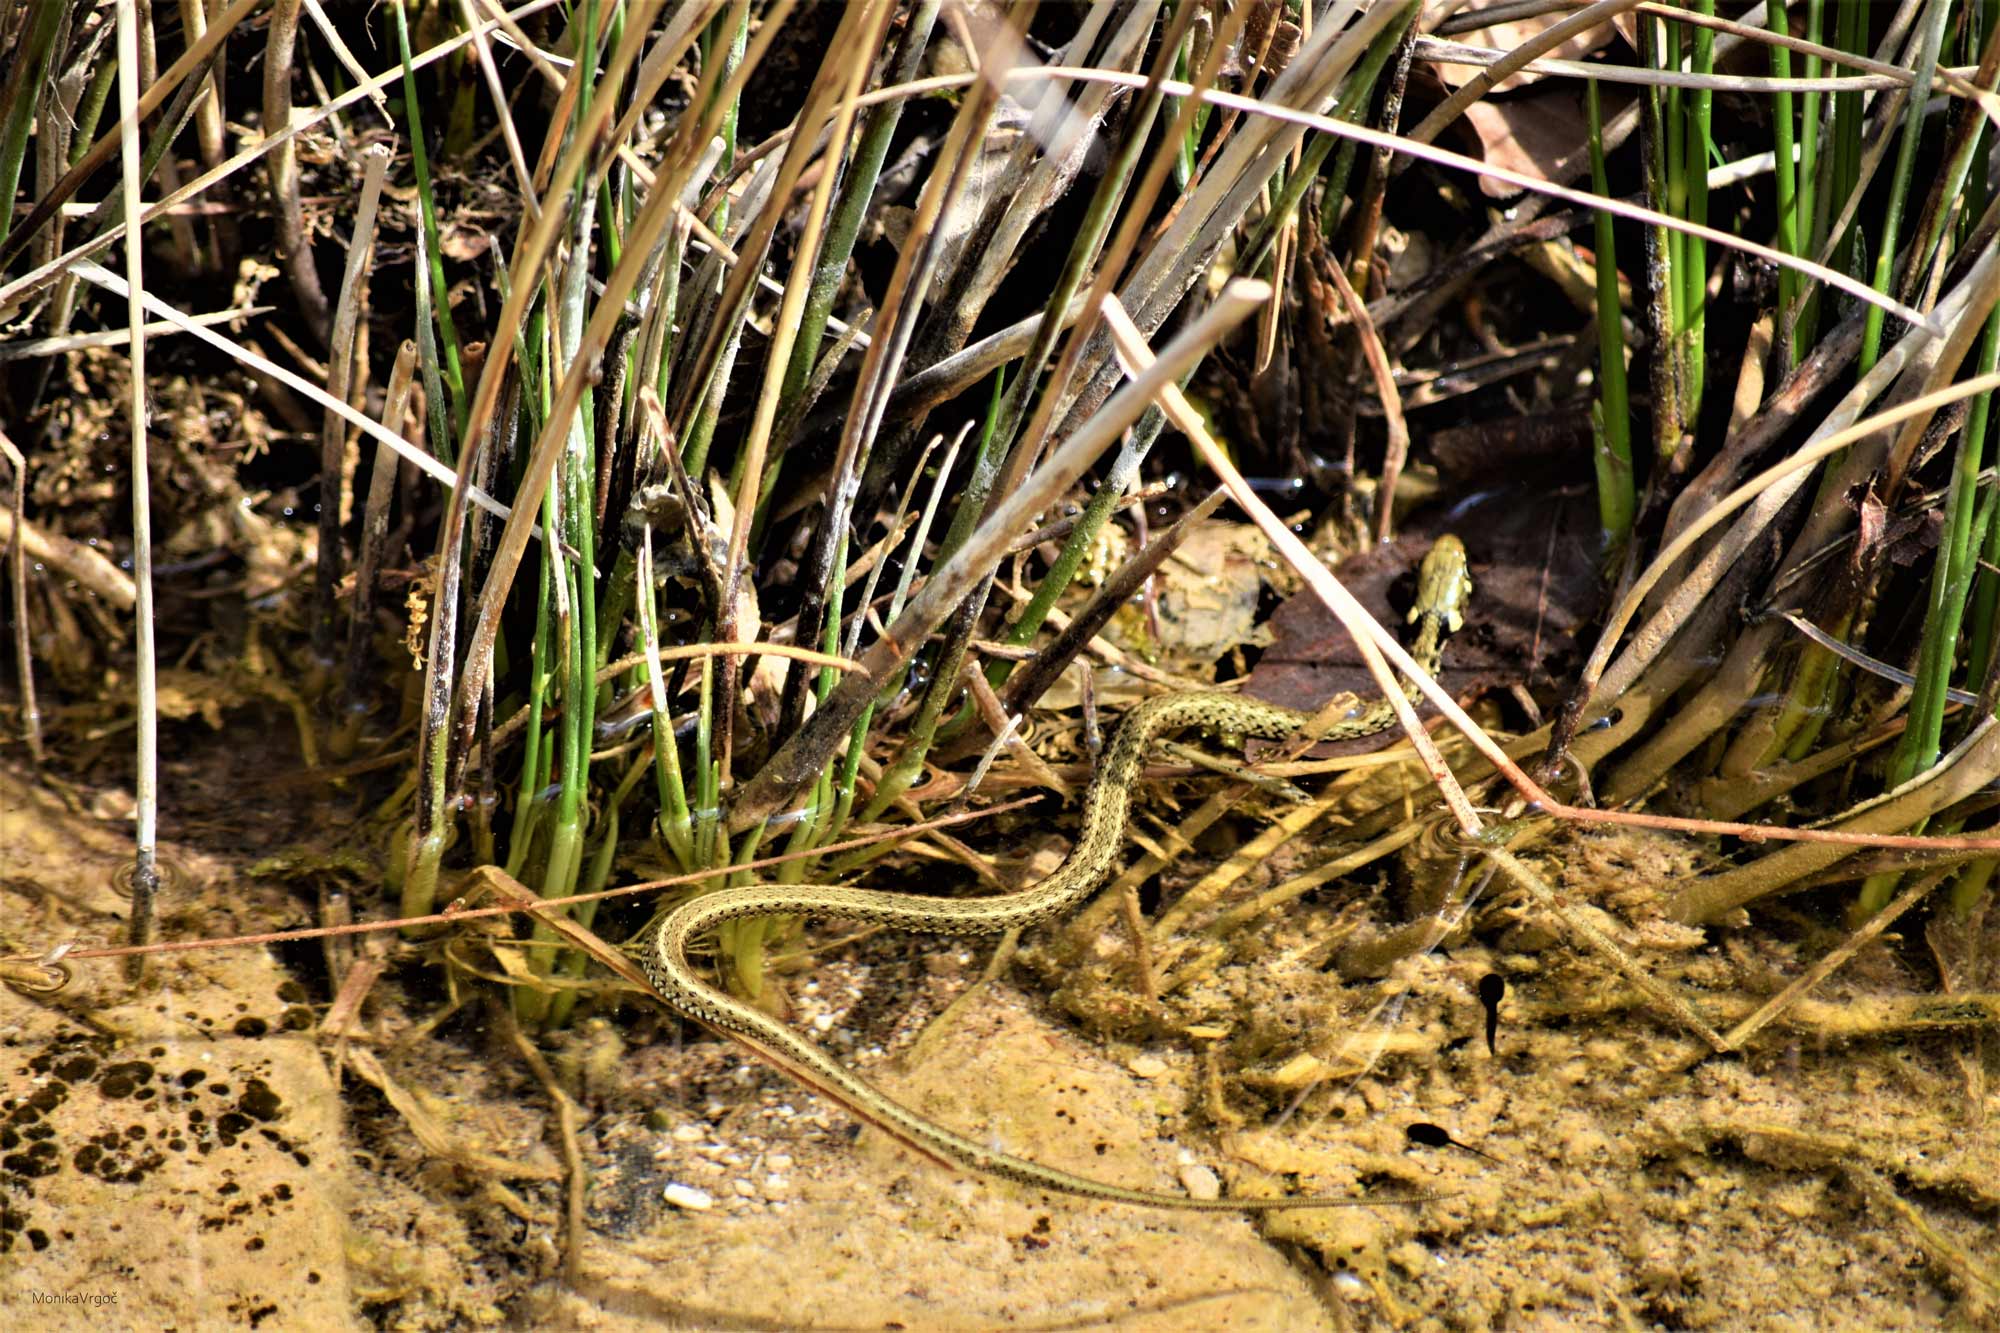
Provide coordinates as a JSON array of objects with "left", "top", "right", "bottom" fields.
[{"left": 638, "top": 535, "right": 1472, "bottom": 1210}]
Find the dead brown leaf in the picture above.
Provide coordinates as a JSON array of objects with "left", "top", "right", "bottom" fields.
[{"left": 1246, "top": 491, "right": 1602, "bottom": 720}]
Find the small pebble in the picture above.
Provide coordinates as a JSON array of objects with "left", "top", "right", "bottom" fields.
[
  {"left": 671, "top": 1125, "right": 704, "bottom": 1144},
  {"left": 733, "top": 1179, "right": 758, "bottom": 1198},
  {"left": 811, "top": 1013, "right": 836, "bottom": 1032},
  {"left": 763, "top": 1174, "right": 789, "bottom": 1193},
  {"left": 766, "top": 1153, "right": 793, "bottom": 1170},
  {"left": 1127, "top": 1054, "right": 1169, "bottom": 1079},
  {"left": 1177, "top": 1163, "right": 1221, "bottom": 1201},
  {"left": 663, "top": 1184, "right": 713, "bottom": 1211}
]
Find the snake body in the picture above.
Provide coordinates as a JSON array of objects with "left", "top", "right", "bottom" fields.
[{"left": 641, "top": 536, "right": 1472, "bottom": 1210}]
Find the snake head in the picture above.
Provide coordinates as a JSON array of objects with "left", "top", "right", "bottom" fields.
[{"left": 1407, "top": 534, "right": 1473, "bottom": 633}]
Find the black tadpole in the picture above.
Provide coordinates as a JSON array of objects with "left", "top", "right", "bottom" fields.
[
  {"left": 1476, "top": 971, "right": 1506, "bottom": 1056},
  {"left": 1406, "top": 1122, "right": 1503, "bottom": 1164}
]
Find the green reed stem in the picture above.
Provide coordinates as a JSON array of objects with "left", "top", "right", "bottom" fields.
[
  {"left": 1766, "top": 1, "right": 1801, "bottom": 366},
  {"left": 1859, "top": 0, "right": 1952, "bottom": 373},
  {"left": 1587, "top": 80, "right": 1633, "bottom": 547},
  {"left": 1680, "top": 0, "right": 1712, "bottom": 409},
  {"left": 394, "top": 0, "right": 468, "bottom": 451},
  {"left": 1790, "top": 0, "right": 1825, "bottom": 346},
  {"left": 0, "top": 0, "right": 63, "bottom": 254}
]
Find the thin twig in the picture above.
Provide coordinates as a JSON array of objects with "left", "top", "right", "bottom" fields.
[
  {"left": 114, "top": 0, "right": 158, "bottom": 983},
  {"left": 0, "top": 430, "right": 39, "bottom": 762}
]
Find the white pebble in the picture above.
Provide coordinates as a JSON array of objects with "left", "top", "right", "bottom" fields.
[
  {"left": 733, "top": 1179, "right": 758, "bottom": 1198},
  {"left": 766, "top": 1153, "right": 793, "bottom": 1170},
  {"left": 663, "top": 1184, "right": 713, "bottom": 1211},
  {"left": 764, "top": 1174, "right": 790, "bottom": 1193},
  {"left": 1127, "top": 1054, "right": 1169, "bottom": 1079},
  {"left": 1177, "top": 1163, "right": 1221, "bottom": 1201},
  {"left": 671, "top": 1125, "right": 703, "bottom": 1143},
  {"left": 811, "top": 1013, "right": 836, "bottom": 1032}
]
